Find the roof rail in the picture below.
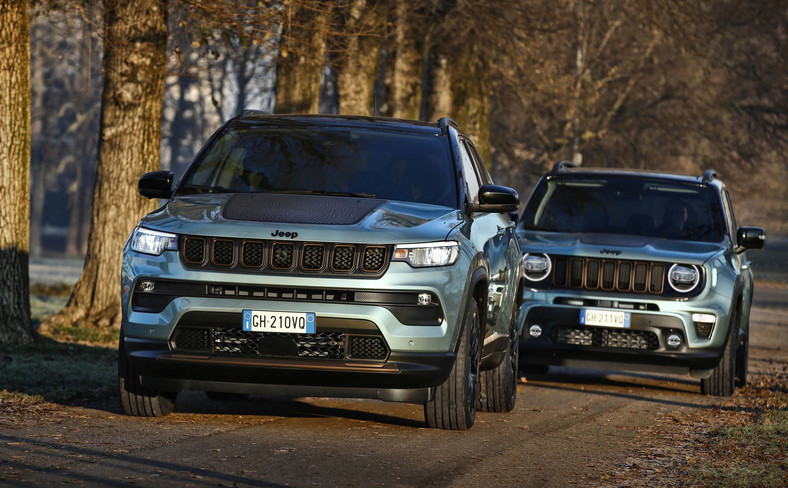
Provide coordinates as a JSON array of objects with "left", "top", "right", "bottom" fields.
[
  {"left": 437, "top": 117, "right": 460, "bottom": 130},
  {"left": 551, "top": 160, "right": 577, "bottom": 174},
  {"left": 702, "top": 169, "right": 718, "bottom": 182}
]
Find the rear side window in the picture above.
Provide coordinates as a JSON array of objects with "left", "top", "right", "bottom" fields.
[{"left": 179, "top": 126, "right": 458, "bottom": 208}]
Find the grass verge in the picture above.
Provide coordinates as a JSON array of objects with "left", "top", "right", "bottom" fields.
[
  {"left": 602, "top": 372, "right": 788, "bottom": 488},
  {"left": 0, "top": 336, "right": 117, "bottom": 406}
]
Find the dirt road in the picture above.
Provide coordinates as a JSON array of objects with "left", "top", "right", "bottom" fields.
[{"left": 1, "top": 284, "right": 784, "bottom": 487}]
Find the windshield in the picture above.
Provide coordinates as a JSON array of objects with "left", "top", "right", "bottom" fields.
[
  {"left": 520, "top": 176, "right": 726, "bottom": 242},
  {"left": 177, "top": 125, "right": 457, "bottom": 207}
]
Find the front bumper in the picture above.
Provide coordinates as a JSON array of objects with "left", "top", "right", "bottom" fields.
[
  {"left": 123, "top": 336, "right": 454, "bottom": 402},
  {"left": 519, "top": 301, "right": 728, "bottom": 374},
  {"left": 121, "top": 247, "right": 472, "bottom": 399}
]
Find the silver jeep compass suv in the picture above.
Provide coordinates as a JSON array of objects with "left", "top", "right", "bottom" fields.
[{"left": 119, "top": 112, "right": 524, "bottom": 429}]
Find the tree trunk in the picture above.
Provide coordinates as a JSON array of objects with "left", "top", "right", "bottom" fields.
[
  {"left": 450, "top": 65, "right": 491, "bottom": 165},
  {"left": 384, "top": 0, "right": 424, "bottom": 120},
  {"left": 42, "top": 0, "right": 168, "bottom": 331},
  {"left": 335, "top": 0, "right": 385, "bottom": 115},
  {"left": 424, "top": 44, "right": 492, "bottom": 167},
  {"left": 424, "top": 50, "right": 453, "bottom": 122},
  {"left": 0, "top": 0, "right": 34, "bottom": 344},
  {"left": 274, "top": 1, "right": 334, "bottom": 114}
]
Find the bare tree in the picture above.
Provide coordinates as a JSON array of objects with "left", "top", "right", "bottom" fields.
[{"left": 0, "top": 0, "right": 34, "bottom": 344}]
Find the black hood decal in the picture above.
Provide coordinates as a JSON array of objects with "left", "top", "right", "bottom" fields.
[{"left": 222, "top": 193, "right": 385, "bottom": 225}]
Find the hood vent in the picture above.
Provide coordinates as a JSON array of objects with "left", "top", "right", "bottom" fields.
[{"left": 222, "top": 193, "right": 384, "bottom": 225}]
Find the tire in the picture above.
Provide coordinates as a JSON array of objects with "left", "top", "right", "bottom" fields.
[
  {"left": 700, "top": 306, "right": 738, "bottom": 397},
  {"left": 118, "top": 342, "right": 175, "bottom": 417},
  {"left": 424, "top": 297, "right": 482, "bottom": 430},
  {"left": 478, "top": 314, "right": 519, "bottom": 413}
]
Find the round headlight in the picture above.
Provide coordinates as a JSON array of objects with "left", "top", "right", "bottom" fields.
[
  {"left": 668, "top": 264, "right": 700, "bottom": 293},
  {"left": 522, "top": 253, "right": 551, "bottom": 281}
]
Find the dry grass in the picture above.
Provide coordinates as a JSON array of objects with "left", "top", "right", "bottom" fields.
[{"left": 600, "top": 372, "right": 788, "bottom": 488}]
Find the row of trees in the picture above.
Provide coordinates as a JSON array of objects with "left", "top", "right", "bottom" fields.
[{"left": 1, "top": 0, "right": 786, "bottom": 344}]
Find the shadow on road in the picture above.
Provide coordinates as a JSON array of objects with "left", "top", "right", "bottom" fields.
[
  {"left": 0, "top": 432, "right": 287, "bottom": 488},
  {"left": 166, "top": 392, "right": 426, "bottom": 428},
  {"left": 519, "top": 368, "right": 728, "bottom": 411}
]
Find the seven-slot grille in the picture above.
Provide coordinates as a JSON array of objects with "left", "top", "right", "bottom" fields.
[
  {"left": 551, "top": 256, "right": 666, "bottom": 294},
  {"left": 180, "top": 236, "right": 391, "bottom": 276}
]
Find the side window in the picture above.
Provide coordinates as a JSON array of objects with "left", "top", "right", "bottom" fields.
[
  {"left": 722, "top": 189, "right": 737, "bottom": 240},
  {"left": 459, "top": 141, "right": 481, "bottom": 204}
]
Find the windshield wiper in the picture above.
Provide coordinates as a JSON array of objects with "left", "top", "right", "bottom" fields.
[
  {"left": 178, "top": 183, "right": 232, "bottom": 194},
  {"left": 267, "top": 189, "right": 377, "bottom": 198}
]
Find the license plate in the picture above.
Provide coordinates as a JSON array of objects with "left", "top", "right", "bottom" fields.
[
  {"left": 242, "top": 310, "right": 316, "bottom": 334},
  {"left": 579, "top": 309, "right": 630, "bottom": 328}
]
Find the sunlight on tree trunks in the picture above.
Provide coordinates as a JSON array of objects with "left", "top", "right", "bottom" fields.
[{"left": 41, "top": 0, "right": 167, "bottom": 331}]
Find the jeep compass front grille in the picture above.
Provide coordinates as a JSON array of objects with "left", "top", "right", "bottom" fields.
[{"left": 180, "top": 236, "right": 391, "bottom": 277}]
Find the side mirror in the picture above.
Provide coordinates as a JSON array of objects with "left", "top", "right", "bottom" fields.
[
  {"left": 138, "top": 171, "right": 173, "bottom": 199},
  {"left": 736, "top": 226, "right": 766, "bottom": 250},
  {"left": 469, "top": 185, "right": 519, "bottom": 214}
]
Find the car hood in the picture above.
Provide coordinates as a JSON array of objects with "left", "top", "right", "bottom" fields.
[
  {"left": 516, "top": 229, "right": 726, "bottom": 264},
  {"left": 140, "top": 193, "right": 463, "bottom": 243}
]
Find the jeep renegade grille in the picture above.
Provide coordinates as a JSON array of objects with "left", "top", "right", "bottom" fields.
[
  {"left": 552, "top": 256, "right": 666, "bottom": 295},
  {"left": 554, "top": 326, "right": 659, "bottom": 350},
  {"left": 180, "top": 236, "right": 391, "bottom": 277}
]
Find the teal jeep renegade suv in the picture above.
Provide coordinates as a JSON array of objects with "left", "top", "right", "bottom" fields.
[
  {"left": 119, "top": 112, "right": 524, "bottom": 429},
  {"left": 516, "top": 162, "right": 765, "bottom": 396}
]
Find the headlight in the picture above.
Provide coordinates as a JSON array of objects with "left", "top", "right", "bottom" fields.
[
  {"left": 393, "top": 242, "right": 459, "bottom": 267},
  {"left": 668, "top": 264, "right": 700, "bottom": 293},
  {"left": 522, "top": 253, "right": 551, "bottom": 281},
  {"left": 131, "top": 227, "right": 177, "bottom": 256}
]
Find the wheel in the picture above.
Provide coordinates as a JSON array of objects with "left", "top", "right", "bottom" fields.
[
  {"left": 424, "top": 296, "right": 482, "bottom": 430},
  {"left": 478, "top": 314, "right": 519, "bottom": 413},
  {"left": 700, "top": 306, "right": 738, "bottom": 396},
  {"left": 118, "top": 340, "right": 175, "bottom": 417}
]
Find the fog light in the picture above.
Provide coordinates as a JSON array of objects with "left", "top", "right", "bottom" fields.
[
  {"left": 417, "top": 293, "right": 432, "bottom": 305},
  {"left": 529, "top": 324, "right": 543, "bottom": 338},
  {"left": 666, "top": 333, "right": 682, "bottom": 349},
  {"left": 139, "top": 280, "right": 156, "bottom": 292}
]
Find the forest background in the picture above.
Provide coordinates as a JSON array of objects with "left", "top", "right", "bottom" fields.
[{"left": 0, "top": 0, "right": 786, "bottom": 343}]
